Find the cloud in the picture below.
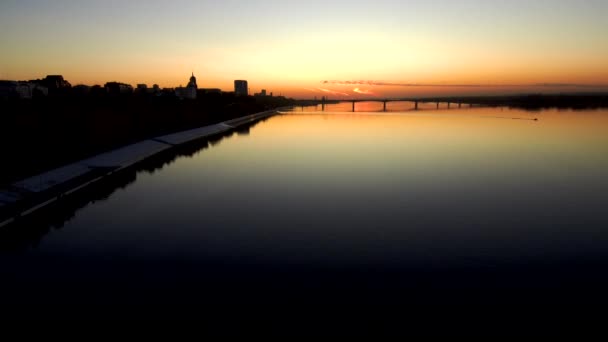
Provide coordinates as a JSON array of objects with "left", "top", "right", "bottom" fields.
[
  {"left": 322, "top": 80, "right": 608, "bottom": 88},
  {"left": 317, "top": 87, "right": 350, "bottom": 96},
  {"left": 323, "top": 80, "right": 491, "bottom": 87},
  {"left": 532, "top": 83, "right": 606, "bottom": 88},
  {"left": 353, "top": 87, "right": 374, "bottom": 95}
]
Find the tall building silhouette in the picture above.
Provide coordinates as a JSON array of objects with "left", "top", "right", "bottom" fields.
[
  {"left": 188, "top": 72, "right": 197, "bottom": 89},
  {"left": 176, "top": 72, "right": 198, "bottom": 99},
  {"left": 234, "top": 80, "right": 248, "bottom": 96}
]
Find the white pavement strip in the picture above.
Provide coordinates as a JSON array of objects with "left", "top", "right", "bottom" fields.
[
  {"left": 6, "top": 111, "right": 278, "bottom": 198},
  {"left": 13, "top": 164, "right": 92, "bottom": 193},
  {"left": 224, "top": 111, "right": 274, "bottom": 127},
  {"left": 155, "top": 123, "right": 232, "bottom": 145},
  {"left": 81, "top": 140, "right": 171, "bottom": 168},
  {"left": 0, "top": 111, "right": 282, "bottom": 224},
  {"left": 11, "top": 140, "right": 172, "bottom": 194}
]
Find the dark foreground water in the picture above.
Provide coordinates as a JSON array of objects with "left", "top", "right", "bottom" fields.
[{"left": 2, "top": 106, "right": 608, "bottom": 332}]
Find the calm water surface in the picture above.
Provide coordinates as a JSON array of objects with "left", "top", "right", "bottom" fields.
[{"left": 3, "top": 105, "right": 608, "bottom": 327}]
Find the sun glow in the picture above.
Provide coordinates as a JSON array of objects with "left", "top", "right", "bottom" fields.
[{"left": 1, "top": 1, "right": 607, "bottom": 98}]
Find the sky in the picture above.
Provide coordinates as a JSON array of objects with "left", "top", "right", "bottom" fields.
[{"left": 1, "top": 0, "right": 607, "bottom": 98}]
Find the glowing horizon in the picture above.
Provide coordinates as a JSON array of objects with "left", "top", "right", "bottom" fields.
[{"left": 1, "top": 0, "right": 607, "bottom": 98}]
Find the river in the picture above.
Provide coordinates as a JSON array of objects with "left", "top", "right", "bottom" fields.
[{"left": 2, "top": 105, "right": 608, "bottom": 329}]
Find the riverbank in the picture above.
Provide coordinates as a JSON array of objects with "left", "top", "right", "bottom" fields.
[
  {"left": 0, "top": 93, "right": 295, "bottom": 184},
  {"left": 0, "top": 108, "right": 288, "bottom": 228}
]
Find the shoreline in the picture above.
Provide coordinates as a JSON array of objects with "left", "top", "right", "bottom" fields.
[{"left": 0, "top": 107, "right": 290, "bottom": 228}]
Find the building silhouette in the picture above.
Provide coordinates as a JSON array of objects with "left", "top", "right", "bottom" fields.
[
  {"left": 200, "top": 88, "right": 222, "bottom": 95},
  {"left": 104, "top": 82, "right": 133, "bottom": 95},
  {"left": 176, "top": 73, "right": 198, "bottom": 99},
  {"left": 73, "top": 84, "right": 91, "bottom": 96},
  {"left": 234, "top": 80, "right": 248, "bottom": 96},
  {"left": 254, "top": 89, "right": 267, "bottom": 97},
  {"left": 0, "top": 80, "right": 48, "bottom": 99},
  {"left": 41, "top": 75, "right": 71, "bottom": 90},
  {"left": 148, "top": 84, "right": 160, "bottom": 96}
]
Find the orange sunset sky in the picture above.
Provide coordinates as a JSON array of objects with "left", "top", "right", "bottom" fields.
[{"left": 1, "top": 0, "right": 607, "bottom": 98}]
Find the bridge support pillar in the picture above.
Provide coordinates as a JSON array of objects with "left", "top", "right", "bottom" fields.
[
  {"left": 414, "top": 101, "right": 418, "bottom": 110},
  {"left": 436, "top": 102, "right": 439, "bottom": 109},
  {"left": 459, "top": 102, "right": 462, "bottom": 108},
  {"left": 322, "top": 103, "right": 325, "bottom": 111},
  {"left": 447, "top": 102, "right": 450, "bottom": 109},
  {"left": 383, "top": 101, "right": 387, "bottom": 112},
  {"left": 352, "top": 101, "right": 355, "bottom": 112}
]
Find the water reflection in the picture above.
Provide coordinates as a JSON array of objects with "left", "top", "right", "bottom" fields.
[
  {"left": 0, "top": 116, "right": 271, "bottom": 252},
  {"left": 2, "top": 108, "right": 608, "bottom": 327},
  {"left": 0, "top": 170, "right": 137, "bottom": 252}
]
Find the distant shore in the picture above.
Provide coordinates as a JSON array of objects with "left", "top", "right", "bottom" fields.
[
  {"left": 294, "top": 93, "right": 608, "bottom": 110},
  {"left": 447, "top": 93, "right": 608, "bottom": 110}
]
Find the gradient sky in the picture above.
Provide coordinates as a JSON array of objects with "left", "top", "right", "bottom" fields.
[{"left": 1, "top": 0, "right": 607, "bottom": 98}]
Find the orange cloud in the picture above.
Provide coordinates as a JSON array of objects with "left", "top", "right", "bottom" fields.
[
  {"left": 325, "top": 80, "right": 608, "bottom": 88},
  {"left": 317, "top": 88, "right": 350, "bottom": 97},
  {"left": 353, "top": 87, "right": 374, "bottom": 95}
]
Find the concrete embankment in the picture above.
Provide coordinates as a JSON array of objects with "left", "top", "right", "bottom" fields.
[{"left": 0, "top": 108, "right": 286, "bottom": 228}]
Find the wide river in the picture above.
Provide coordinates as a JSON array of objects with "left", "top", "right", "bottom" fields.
[{"left": 2, "top": 104, "right": 608, "bottom": 328}]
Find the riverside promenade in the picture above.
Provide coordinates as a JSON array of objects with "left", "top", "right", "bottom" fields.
[{"left": 0, "top": 108, "right": 287, "bottom": 228}]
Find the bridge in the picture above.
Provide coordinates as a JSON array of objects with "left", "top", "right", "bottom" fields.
[{"left": 295, "top": 97, "right": 487, "bottom": 112}]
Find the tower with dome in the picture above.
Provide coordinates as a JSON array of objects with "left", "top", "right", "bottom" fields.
[{"left": 176, "top": 72, "right": 198, "bottom": 99}]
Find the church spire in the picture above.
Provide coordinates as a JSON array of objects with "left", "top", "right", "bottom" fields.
[{"left": 188, "top": 72, "right": 197, "bottom": 89}]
